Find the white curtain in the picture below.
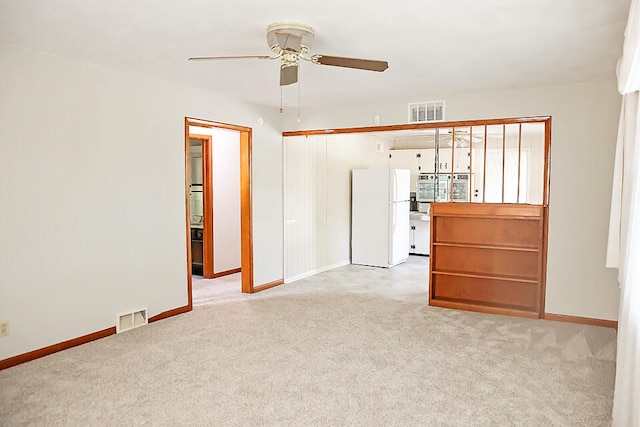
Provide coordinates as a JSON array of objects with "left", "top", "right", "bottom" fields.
[{"left": 608, "top": 1, "right": 640, "bottom": 425}]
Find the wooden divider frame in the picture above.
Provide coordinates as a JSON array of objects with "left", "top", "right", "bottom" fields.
[{"left": 284, "top": 116, "right": 552, "bottom": 319}]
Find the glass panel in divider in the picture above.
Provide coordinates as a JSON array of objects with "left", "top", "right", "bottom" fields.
[
  {"left": 452, "top": 126, "right": 471, "bottom": 202},
  {"left": 434, "top": 127, "right": 453, "bottom": 201},
  {"left": 470, "top": 125, "right": 486, "bottom": 203},
  {"left": 483, "top": 125, "right": 505, "bottom": 203},
  {"left": 521, "top": 122, "right": 546, "bottom": 204},
  {"left": 503, "top": 123, "right": 521, "bottom": 203}
]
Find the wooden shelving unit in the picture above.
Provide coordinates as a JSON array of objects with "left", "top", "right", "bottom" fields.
[{"left": 429, "top": 202, "right": 547, "bottom": 319}]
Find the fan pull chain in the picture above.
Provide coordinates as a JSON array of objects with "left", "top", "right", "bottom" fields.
[
  {"left": 297, "top": 67, "right": 301, "bottom": 123},
  {"left": 280, "top": 86, "right": 283, "bottom": 114}
]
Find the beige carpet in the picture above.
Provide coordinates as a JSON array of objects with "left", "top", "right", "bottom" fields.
[
  {"left": 0, "top": 258, "right": 617, "bottom": 426},
  {"left": 192, "top": 272, "right": 242, "bottom": 306}
]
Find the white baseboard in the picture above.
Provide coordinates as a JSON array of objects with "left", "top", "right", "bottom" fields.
[{"left": 285, "top": 260, "right": 351, "bottom": 284}]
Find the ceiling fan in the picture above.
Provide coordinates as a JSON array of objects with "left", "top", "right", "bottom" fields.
[
  {"left": 430, "top": 130, "right": 484, "bottom": 148},
  {"left": 188, "top": 22, "right": 389, "bottom": 86},
  {"left": 445, "top": 130, "right": 483, "bottom": 147}
]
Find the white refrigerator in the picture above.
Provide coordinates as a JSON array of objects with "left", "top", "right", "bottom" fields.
[{"left": 351, "top": 169, "right": 410, "bottom": 268}]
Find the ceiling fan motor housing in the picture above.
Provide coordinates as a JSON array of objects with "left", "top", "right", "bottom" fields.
[{"left": 266, "top": 22, "right": 315, "bottom": 55}]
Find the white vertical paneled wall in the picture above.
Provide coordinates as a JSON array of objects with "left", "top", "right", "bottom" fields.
[
  {"left": 325, "top": 135, "right": 363, "bottom": 267},
  {"left": 284, "top": 133, "right": 392, "bottom": 281},
  {"left": 284, "top": 135, "right": 325, "bottom": 281}
]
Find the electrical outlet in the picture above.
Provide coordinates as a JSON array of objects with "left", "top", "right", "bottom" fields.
[{"left": 0, "top": 321, "right": 8, "bottom": 337}]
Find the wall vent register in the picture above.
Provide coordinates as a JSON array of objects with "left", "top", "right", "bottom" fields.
[
  {"left": 117, "top": 308, "right": 148, "bottom": 333},
  {"left": 408, "top": 101, "right": 445, "bottom": 123}
]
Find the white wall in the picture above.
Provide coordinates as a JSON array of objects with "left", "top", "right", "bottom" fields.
[
  {"left": 283, "top": 80, "right": 622, "bottom": 321},
  {"left": 0, "top": 43, "right": 283, "bottom": 360},
  {"left": 189, "top": 126, "right": 241, "bottom": 274}
]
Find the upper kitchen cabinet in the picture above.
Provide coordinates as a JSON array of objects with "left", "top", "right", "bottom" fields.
[
  {"left": 389, "top": 148, "right": 419, "bottom": 172},
  {"left": 434, "top": 127, "right": 472, "bottom": 174},
  {"left": 420, "top": 149, "right": 436, "bottom": 174},
  {"left": 455, "top": 145, "right": 471, "bottom": 173},
  {"left": 436, "top": 147, "right": 470, "bottom": 173},
  {"left": 389, "top": 149, "right": 435, "bottom": 192},
  {"left": 435, "top": 147, "right": 451, "bottom": 173}
]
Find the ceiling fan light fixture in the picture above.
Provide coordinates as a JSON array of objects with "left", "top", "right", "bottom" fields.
[{"left": 454, "top": 134, "right": 469, "bottom": 148}]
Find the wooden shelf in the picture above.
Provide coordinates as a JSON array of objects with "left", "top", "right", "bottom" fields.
[
  {"left": 429, "top": 299, "right": 539, "bottom": 318},
  {"left": 432, "top": 270, "right": 538, "bottom": 284},
  {"left": 430, "top": 203, "right": 543, "bottom": 219},
  {"left": 433, "top": 242, "right": 539, "bottom": 252},
  {"left": 432, "top": 214, "right": 541, "bottom": 220}
]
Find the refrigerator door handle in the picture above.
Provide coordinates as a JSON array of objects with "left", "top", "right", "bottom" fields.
[
  {"left": 390, "top": 169, "right": 396, "bottom": 202},
  {"left": 389, "top": 203, "right": 396, "bottom": 266}
]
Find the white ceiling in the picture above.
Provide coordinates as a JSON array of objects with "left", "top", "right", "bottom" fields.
[{"left": 0, "top": 0, "right": 630, "bottom": 109}]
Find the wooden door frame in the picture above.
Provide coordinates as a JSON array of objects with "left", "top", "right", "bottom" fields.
[
  {"left": 185, "top": 117, "right": 254, "bottom": 305},
  {"left": 188, "top": 134, "right": 214, "bottom": 278}
]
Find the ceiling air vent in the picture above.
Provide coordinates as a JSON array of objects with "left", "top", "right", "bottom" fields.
[{"left": 408, "top": 101, "right": 445, "bottom": 123}]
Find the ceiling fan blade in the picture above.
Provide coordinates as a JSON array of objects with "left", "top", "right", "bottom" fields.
[
  {"left": 188, "top": 55, "right": 271, "bottom": 61},
  {"left": 314, "top": 55, "right": 388, "bottom": 72},
  {"left": 275, "top": 31, "right": 302, "bottom": 52},
  {"left": 280, "top": 64, "right": 298, "bottom": 86}
]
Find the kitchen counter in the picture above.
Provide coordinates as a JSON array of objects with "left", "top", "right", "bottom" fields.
[
  {"left": 409, "top": 211, "right": 430, "bottom": 221},
  {"left": 409, "top": 212, "right": 430, "bottom": 255}
]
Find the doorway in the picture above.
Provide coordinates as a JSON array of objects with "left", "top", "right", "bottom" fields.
[
  {"left": 184, "top": 117, "right": 254, "bottom": 310},
  {"left": 188, "top": 135, "right": 214, "bottom": 278}
]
